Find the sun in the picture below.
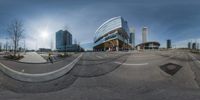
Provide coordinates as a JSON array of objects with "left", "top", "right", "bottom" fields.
[{"left": 40, "top": 31, "right": 48, "bottom": 39}]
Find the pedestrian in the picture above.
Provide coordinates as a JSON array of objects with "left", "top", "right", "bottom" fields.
[{"left": 48, "top": 53, "right": 53, "bottom": 63}]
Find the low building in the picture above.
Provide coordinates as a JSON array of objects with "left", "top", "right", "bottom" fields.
[
  {"left": 38, "top": 48, "right": 51, "bottom": 52},
  {"left": 136, "top": 41, "right": 160, "bottom": 50},
  {"left": 63, "top": 44, "right": 84, "bottom": 52}
]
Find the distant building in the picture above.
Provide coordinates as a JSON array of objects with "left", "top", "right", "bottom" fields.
[
  {"left": 197, "top": 43, "right": 199, "bottom": 50},
  {"left": 188, "top": 42, "right": 192, "bottom": 49},
  {"left": 167, "top": 39, "right": 171, "bottom": 49},
  {"left": 38, "top": 48, "right": 51, "bottom": 52},
  {"left": 136, "top": 41, "right": 160, "bottom": 50},
  {"left": 56, "top": 30, "right": 72, "bottom": 52},
  {"left": 64, "top": 44, "right": 84, "bottom": 52},
  {"left": 129, "top": 28, "right": 135, "bottom": 48},
  {"left": 192, "top": 43, "right": 197, "bottom": 49},
  {"left": 142, "top": 27, "right": 148, "bottom": 43}
]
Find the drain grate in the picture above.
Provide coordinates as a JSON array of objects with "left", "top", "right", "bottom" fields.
[{"left": 160, "top": 63, "right": 182, "bottom": 76}]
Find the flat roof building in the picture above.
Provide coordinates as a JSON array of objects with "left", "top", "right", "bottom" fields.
[
  {"left": 136, "top": 41, "right": 160, "bottom": 50},
  {"left": 129, "top": 27, "right": 135, "bottom": 49},
  {"left": 188, "top": 42, "right": 192, "bottom": 49},
  {"left": 56, "top": 30, "right": 72, "bottom": 52},
  {"left": 167, "top": 39, "right": 172, "bottom": 49}
]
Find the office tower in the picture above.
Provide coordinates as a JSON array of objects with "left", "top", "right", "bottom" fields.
[
  {"left": 56, "top": 30, "right": 72, "bottom": 51},
  {"left": 192, "top": 42, "right": 197, "bottom": 49},
  {"left": 188, "top": 42, "right": 191, "bottom": 49},
  {"left": 129, "top": 27, "right": 135, "bottom": 48},
  {"left": 167, "top": 39, "right": 171, "bottom": 49},
  {"left": 142, "top": 27, "right": 148, "bottom": 43}
]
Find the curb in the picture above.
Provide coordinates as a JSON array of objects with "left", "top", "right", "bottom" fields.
[{"left": 0, "top": 53, "right": 83, "bottom": 82}]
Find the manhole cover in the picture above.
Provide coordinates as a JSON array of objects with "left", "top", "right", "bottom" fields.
[{"left": 160, "top": 63, "right": 182, "bottom": 76}]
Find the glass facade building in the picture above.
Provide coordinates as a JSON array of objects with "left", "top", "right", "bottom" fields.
[
  {"left": 167, "top": 39, "right": 171, "bottom": 49},
  {"left": 56, "top": 30, "right": 72, "bottom": 51},
  {"left": 93, "top": 16, "right": 131, "bottom": 51},
  {"left": 129, "top": 27, "right": 135, "bottom": 49}
]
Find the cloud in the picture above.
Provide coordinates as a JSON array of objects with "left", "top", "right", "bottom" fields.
[
  {"left": 174, "top": 38, "right": 200, "bottom": 48},
  {"left": 1, "top": 0, "right": 200, "bottom": 50}
]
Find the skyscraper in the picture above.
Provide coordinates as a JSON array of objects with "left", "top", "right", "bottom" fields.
[
  {"left": 129, "top": 27, "right": 135, "bottom": 48},
  {"left": 56, "top": 30, "right": 72, "bottom": 51},
  {"left": 142, "top": 27, "right": 148, "bottom": 43},
  {"left": 188, "top": 42, "right": 192, "bottom": 49},
  {"left": 167, "top": 39, "right": 171, "bottom": 49},
  {"left": 192, "top": 42, "right": 197, "bottom": 49}
]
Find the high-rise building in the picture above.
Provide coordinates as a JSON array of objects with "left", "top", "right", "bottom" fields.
[
  {"left": 188, "top": 42, "right": 192, "bottom": 49},
  {"left": 129, "top": 27, "right": 135, "bottom": 48},
  {"left": 197, "top": 43, "right": 199, "bottom": 50},
  {"left": 167, "top": 39, "right": 171, "bottom": 49},
  {"left": 56, "top": 30, "right": 72, "bottom": 51},
  {"left": 142, "top": 27, "right": 148, "bottom": 43},
  {"left": 192, "top": 42, "right": 197, "bottom": 49}
]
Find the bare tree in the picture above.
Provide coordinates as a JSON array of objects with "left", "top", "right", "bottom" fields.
[
  {"left": 7, "top": 19, "right": 24, "bottom": 56},
  {"left": 0, "top": 43, "right": 2, "bottom": 52}
]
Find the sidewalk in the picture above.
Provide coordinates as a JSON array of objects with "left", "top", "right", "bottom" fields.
[
  {"left": 0, "top": 54, "right": 80, "bottom": 74},
  {"left": 19, "top": 52, "right": 47, "bottom": 63}
]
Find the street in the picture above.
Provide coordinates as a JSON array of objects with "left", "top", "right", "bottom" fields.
[{"left": 0, "top": 50, "right": 200, "bottom": 100}]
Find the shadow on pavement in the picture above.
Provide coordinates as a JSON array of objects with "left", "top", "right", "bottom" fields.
[
  {"left": 0, "top": 70, "right": 78, "bottom": 93},
  {"left": 71, "top": 54, "right": 129, "bottom": 78}
]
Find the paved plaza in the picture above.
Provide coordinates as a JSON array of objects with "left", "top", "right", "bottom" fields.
[{"left": 0, "top": 50, "right": 200, "bottom": 100}]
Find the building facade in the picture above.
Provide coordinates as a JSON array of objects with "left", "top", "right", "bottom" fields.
[
  {"left": 167, "top": 39, "right": 171, "bottom": 49},
  {"left": 129, "top": 27, "right": 135, "bottom": 49},
  {"left": 56, "top": 30, "right": 72, "bottom": 51},
  {"left": 142, "top": 27, "right": 148, "bottom": 43},
  {"left": 192, "top": 43, "right": 196, "bottom": 49},
  {"left": 136, "top": 41, "right": 160, "bottom": 50},
  {"left": 93, "top": 16, "right": 132, "bottom": 51},
  {"left": 188, "top": 42, "right": 192, "bottom": 49}
]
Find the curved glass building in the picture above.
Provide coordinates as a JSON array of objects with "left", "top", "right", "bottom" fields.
[{"left": 93, "top": 16, "right": 132, "bottom": 51}]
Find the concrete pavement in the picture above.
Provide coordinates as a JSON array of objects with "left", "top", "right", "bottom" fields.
[
  {"left": 19, "top": 52, "right": 47, "bottom": 63},
  {"left": 0, "top": 54, "right": 80, "bottom": 74},
  {"left": 0, "top": 50, "right": 200, "bottom": 100}
]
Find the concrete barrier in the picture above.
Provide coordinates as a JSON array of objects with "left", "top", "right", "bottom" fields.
[{"left": 0, "top": 53, "right": 83, "bottom": 82}]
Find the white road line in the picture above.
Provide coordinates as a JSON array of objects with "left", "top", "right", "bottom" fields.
[
  {"left": 96, "top": 55, "right": 103, "bottom": 59},
  {"left": 114, "top": 62, "right": 149, "bottom": 66},
  {"left": 189, "top": 54, "right": 200, "bottom": 64},
  {"left": 0, "top": 53, "right": 83, "bottom": 82}
]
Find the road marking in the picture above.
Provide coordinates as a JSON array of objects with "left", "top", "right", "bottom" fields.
[
  {"left": 96, "top": 55, "right": 103, "bottom": 59},
  {"left": 0, "top": 53, "right": 83, "bottom": 82},
  {"left": 189, "top": 54, "right": 200, "bottom": 64},
  {"left": 114, "top": 62, "right": 149, "bottom": 66}
]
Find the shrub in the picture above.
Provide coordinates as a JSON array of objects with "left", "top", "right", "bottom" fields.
[{"left": 4, "top": 55, "right": 24, "bottom": 60}]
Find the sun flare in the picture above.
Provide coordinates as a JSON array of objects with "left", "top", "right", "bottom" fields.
[{"left": 40, "top": 31, "right": 48, "bottom": 39}]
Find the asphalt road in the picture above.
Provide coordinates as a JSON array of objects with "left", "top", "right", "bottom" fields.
[{"left": 0, "top": 50, "right": 200, "bottom": 100}]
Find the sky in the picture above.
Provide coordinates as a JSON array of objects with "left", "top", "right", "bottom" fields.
[{"left": 0, "top": 0, "right": 200, "bottom": 50}]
